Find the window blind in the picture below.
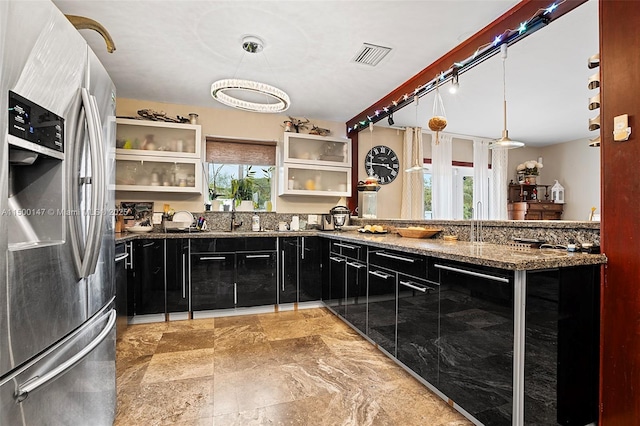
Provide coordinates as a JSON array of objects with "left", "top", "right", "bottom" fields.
[{"left": 205, "top": 136, "right": 276, "bottom": 165}]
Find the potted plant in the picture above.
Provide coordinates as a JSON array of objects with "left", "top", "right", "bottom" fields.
[{"left": 231, "top": 166, "right": 256, "bottom": 211}]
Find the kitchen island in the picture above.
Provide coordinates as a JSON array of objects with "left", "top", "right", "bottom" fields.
[{"left": 116, "top": 229, "right": 604, "bottom": 426}]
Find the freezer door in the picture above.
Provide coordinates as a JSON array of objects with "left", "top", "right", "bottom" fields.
[
  {"left": 1, "top": 0, "right": 89, "bottom": 378},
  {"left": 0, "top": 305, "right": 116, "bottom": 426}
]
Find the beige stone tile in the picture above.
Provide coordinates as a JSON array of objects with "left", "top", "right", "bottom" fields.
[
  {"left": 214, "top": 394, "right": 393, "bottom": 426},
  {"left": 215, "top": 314, "right": 260, "bottom": 328},
  {"left": 155, "top": 329, "right": 216, "bottom": 354},
  {"left": 268, "top": 335, "right": 333, "bottom": 364},
  {"left": 214, "top": 341, "right": 280, "bottom": 374},
  {"left": 115, "top": 376, "right": 214, "bottom": 426},
  {"left": 116, "top": 353, "right": 152, "bottom": 389},
  {"left": 213, "top": 365, "right": 295, "bottom": 415},
  {"left": 213, "top": 323, "right": 268, "bottom": 352},
  {"left": 142, "top": 348, "right": 215, "bottom": 384}
]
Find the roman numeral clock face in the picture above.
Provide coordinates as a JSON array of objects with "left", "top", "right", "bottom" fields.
[{"left": 365, "top": 145, "right": 399, "bottom": 184}]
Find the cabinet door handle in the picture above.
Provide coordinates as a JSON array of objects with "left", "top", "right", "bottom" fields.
[
  {"left": 399, "top": 280, "right": 433, "bottom": 293},
  {"left": 182, "top": 253, "right": 186, "bottom": 299},
  {"left": 115, "top": 252, "right": 129, "bottom": 263},
  {"left": 281, "top": 250, "right": 285, "bottom": 292},
  {"left": 125, "top": 242, "right": 133, "bottom": 269},
  {"left": 199, "top": 256, "right": 226, "bottom": 261},
  {"left": 335, "top": 243, "right": 358, "bottom": 250},
  {"left": 245, "top": 254, "right": 271, "bottom": 259},
  {"left": 434, "top": 264, "right": 509, "bottom": 283},
  {"left": 142, "top": 242, "right": 155, "bottom": 248},
  {"left": 369, "top": 270, "right": 392, "bottom": 280},
  {"left": 346, "top": 261, "right": 366, "bottom": 269},
  {"left": 234, "top": 283, "right": 237, "bottom": 305},
  {"left": 376, "top": 252, "right": 416, "bottom": 263},
  {"left": 301, "top": 237, "right": 305, "bottom": 260},
  {"left": 329, "top": 256, "right": 345, "bottom": 263}
]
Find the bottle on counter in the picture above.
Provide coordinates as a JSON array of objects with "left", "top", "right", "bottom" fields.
[{"left": 252, "top": 214, "right": 260, "bottom": 231}]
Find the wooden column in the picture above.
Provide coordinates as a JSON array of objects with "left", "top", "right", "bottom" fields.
[{"left": 599, "top": 1, "right": 640, "bottom": 424}]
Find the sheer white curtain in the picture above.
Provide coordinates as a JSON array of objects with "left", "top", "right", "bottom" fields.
[
  {"left": 472, "top": 138, "right": 490, "bottom": 220},
  {"left": 432, "top": 133, "right": 453, "bottom": 219},
  {"left": 401, "top": 127, "right": 424, "bottom": 219},
  {"left": 490, "top": 147, "right": 509, "bottom": 219}
]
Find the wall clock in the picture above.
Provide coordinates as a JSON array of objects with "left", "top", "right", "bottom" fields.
[{"left": 364, "top": 145, "right": 400, "bottom": 185}]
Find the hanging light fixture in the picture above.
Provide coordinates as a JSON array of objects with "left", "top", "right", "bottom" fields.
[
  {"left": 449, "top": 68, "right": 460, "bottom": 94},
  {"left": 489, "top": 44, "right": 524, "bottom": 149},
  {"left": 211, "top": 36, "right": 290, "bottom": 113},
  {"left": 406, "top": 96, "right": 424, "bottom": 173}
]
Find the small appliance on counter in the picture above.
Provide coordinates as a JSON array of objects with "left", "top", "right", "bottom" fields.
[
  {"left": 330, "top": 205, "right": 351, "bottom": 231},
  {"left": 320, "top": 214, "right": 334, "bottom": 230}
]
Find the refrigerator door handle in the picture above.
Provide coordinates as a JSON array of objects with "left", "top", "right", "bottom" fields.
[
  {"left": 68, "top": 97, "right": 87, "bottom": 278},
  {"left": 81, "top": 91, "right": 106, "bottom": 277},
  {"left": 15, "top": 309, "right": 116, "bottom": 402},
  {"left": 69, "top": 88, "right": 105, "bottom": 278}
]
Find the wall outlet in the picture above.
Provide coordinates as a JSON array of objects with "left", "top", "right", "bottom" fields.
[{"left": 307, "top": 214, "right": 318, "bottom": 225}]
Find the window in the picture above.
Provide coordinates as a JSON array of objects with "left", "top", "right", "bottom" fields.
[
  {"left": 205, "top": 137, "right": 276, "bottom": 211},
  {"left": 423, "top": 167, "right": 432, "bottom": 219},
  {"left": 423, "top": 163, "right": 476, "bottom": 220}
]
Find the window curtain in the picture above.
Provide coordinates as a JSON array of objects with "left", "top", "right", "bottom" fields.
[
  {"left": 490, "top": 147, "right": 509, "bottom": 219},
  {"left": 432, "top": 133, "right": 453, "bottom": 219},
  {"left": 401, "top": 127, "right": 424, "bottom": 219},
  {"left": 472, "top": 138, "right": 490, "bottom": 220}
]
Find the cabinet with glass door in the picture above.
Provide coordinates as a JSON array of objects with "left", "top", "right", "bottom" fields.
[
  {"left": 115, "top": 118, "right": 202, "bottom": 193},
  {"left": 279, "top": 132, "right": 351, "bottom": 197}
]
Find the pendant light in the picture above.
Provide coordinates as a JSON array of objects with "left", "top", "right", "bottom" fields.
[
  {"left": 406, "top": 96, "right": 423, "bottom": 172},
  {"left": 489, "top": 44, "right": 524, "bottom": 149}
]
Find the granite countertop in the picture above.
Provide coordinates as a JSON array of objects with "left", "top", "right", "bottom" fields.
[
  {"left": 116, "top": 229, "right": 606, "bottom": 271},
  {"left": 320, "top": 232, "right": 607, "bottom": 271}
]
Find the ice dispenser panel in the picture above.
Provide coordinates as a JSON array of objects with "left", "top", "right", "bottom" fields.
[{"left": 7, "top": 91, "right": 64, "bottom": 249}]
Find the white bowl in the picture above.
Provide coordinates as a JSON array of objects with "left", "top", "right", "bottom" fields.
[{"left": 127, "top": 225, "right": 153, "bottom": 233}]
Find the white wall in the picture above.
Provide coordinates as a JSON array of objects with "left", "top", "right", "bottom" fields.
[
  {"left": 116, "top": 98, "right": 348, "bottom": 214},
  {"left": 507, "top": 138, "right": 600, "bottom": 220},
  {"left": 539, "top": 138, "right": 600, "bottom": 220}
]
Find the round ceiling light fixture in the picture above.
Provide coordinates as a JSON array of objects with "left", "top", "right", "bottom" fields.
[{"left": 211, "top": 36, "right": 290, "bottom": 113}]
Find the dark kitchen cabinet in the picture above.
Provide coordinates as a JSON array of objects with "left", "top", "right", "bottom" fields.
[
  {"left": 165, "top": 239, "right": 189, "bottom": 314},
  {"left": 396, "top": 274, "right": 439, "bottom": 384},
  {"left": 435, "top": 261, "right": 514, "bottom": 426},
  {"left": 299, "top": 237, "right": 322, "bottom": 302},
  {"left": 279, "top": 237, "right": 299, "bottom": 304},
  {"left": 327, "top": 253, "right": 346, "bottom": 315},
  {"left": 278, "top": 236, "right": 323, "bottom": 304},
  {"left": 366, "top": 265, "right": 396, "bottom": 355},
  {"left": 115, "top": 242, "right": 129, "bottom": 338},
  {"left": 367, "top": 248, "right": 430, "bottom": 358},
  {"left": 190, "top": 250, "right": 235, "bottom": 310},
  {"left": 236, "top": 251, "right": 277, "bottom": 307},
  {"left": 344, "top": 258, "right": 367, "bottom": 333},
  {"left": 131, "top": 239, "right": 165, "bottom": 315},
  {"left": 326, "top": 240, "right": 367, "bottom": 323},
  {"left": 524, "top": 266, "right": 599, "bottom": 426}
]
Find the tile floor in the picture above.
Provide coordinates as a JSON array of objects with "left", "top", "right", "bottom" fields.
[{"left": 115, "top": 308, "right": 472, "bottom": 425}]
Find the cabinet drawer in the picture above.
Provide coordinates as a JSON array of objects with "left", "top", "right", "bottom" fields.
[
  {"left": 329, "top": 240, "right": 366, "bottom": 260},
  {"left": 237, "top": 237, "right": 277, "bottom": 252},
  {"left": 369, "top": 249, "right": 427, "bottom": 279},
  {"left": 190, "top": 238, "right": 240, "bottom": 253}
]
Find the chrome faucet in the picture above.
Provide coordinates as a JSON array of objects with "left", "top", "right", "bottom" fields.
[
  {"left": 230, "top": 202, "right": 242, "bottom": 231},
  {"left": 471, "top": 201, "right": 483, "bottom": 244}
]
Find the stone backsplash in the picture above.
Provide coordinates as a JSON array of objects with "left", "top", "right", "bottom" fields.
[{"left": 153, "top": 212, "right": 600, "bottom": 247}]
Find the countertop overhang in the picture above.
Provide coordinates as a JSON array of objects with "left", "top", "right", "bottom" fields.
[{"left": 116, "top": 230, "right": 606, "bottom": 271}]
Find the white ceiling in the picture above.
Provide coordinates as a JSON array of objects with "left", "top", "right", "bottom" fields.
[{"left": 52, "top": 0, "right": 598, "bottom": 147}]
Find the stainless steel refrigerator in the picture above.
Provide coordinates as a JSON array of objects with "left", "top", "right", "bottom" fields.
[{"left": 0, "top": 1, "right": 117, "bottom": 424}]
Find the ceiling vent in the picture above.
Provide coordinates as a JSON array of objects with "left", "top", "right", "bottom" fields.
[{"left": 352, "top": 43, "right": 392, "bottom": 66}]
